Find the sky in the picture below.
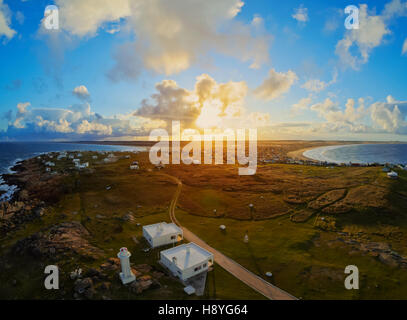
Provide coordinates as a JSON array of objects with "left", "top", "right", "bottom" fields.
[{"left": 0, "top": 0, "right": 406, "bottom": 141}]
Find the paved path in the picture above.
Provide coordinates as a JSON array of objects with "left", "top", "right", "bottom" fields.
[{"left": 162, "top": 173, "right": 297, "bottom": 300}]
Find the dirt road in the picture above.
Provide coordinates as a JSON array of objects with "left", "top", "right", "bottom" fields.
[{"left": 163, "top": 173, "right": 297, "bottom": 300}]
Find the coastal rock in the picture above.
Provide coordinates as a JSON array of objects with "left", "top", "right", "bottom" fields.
[
  {"left": 130, "top": 278, "right": 154, "bottom": 294},
  {"left": 100, "top": 263, "right": 117, "bottom": 272},
  {"left": 107, "top": 257, "right": 120, "bottom": 265},
  {"left": 13, "top": 222, "right": 103, "bottom": 260},
  {"left": 74, "top": 277, "right": 93, "bottom": 295},
  {"left": 134, "top": 264, "right": 152, "bottom": 273}
]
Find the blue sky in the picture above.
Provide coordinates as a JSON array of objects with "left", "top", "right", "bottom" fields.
[{"left": 0, "top": 0, "right": 406, "bottom": 141}]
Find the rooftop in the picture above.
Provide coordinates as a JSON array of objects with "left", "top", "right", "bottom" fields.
[
  {"left": 143, "top": 222, "right": 182, "bottom": 238},
  {"left": 161, "top": 242, "right": 213, "bottom": 270}
]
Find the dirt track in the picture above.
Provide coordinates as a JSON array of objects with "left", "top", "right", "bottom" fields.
[{"left": 163, "top": 173, "right": 297, "bottom": 300}]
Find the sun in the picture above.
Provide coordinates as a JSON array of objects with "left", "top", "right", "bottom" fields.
[{"left": 196, "top": 100, "right": 223, "bottom": 129}]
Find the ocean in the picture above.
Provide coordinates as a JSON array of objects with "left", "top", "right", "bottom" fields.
[
  {"left": 304, "top": 143, "right": 407, "bottom": 165},
  {"left": 0, "top": 142, "right": 146, "bottom": 201}
]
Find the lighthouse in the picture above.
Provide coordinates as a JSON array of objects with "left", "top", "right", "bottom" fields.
[{"left": 117, "top": 247, "right": 136, "bottom": 285}]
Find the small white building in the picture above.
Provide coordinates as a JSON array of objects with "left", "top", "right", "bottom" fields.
[
  {"left": 130, "top": 165, "right": 139, "bottom": 170},
  {"left": 387, "top": 171, "right": 398, "bottom": 179},
  {"left": 160, "top": 242, "right": 214, "bottom": 281},
  {"left": 45, "top": 161, "right": 55, "bottom": 167},
  {"left": 76, "top": 162, "right": 89, "bottom": 169},
  {"left": 143, "top": 222, "right": 183, "bottom": 248}
]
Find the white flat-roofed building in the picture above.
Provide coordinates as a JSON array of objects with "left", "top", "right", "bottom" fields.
[
  {"left": 387, "top": 171, "right": 398, "bottom": 179},
  {"left": 143, "top": 222, "right": 183, "bottom": 248},
  {"left": 160, "top": 242, "right": 214, "bottom": 281}
]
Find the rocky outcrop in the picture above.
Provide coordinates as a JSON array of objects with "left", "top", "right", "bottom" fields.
[
  {"left": 129, "top": 275, "right": 160, "bottom": 294},
  {"left": 0, "top": 201, "right": 45, "bottom": 235},
  {"left": 13, "top": 222, "right": 103, "bottom": 260},
  {"left": 2, "top": 157, "right": 71, "bottom": 204}
]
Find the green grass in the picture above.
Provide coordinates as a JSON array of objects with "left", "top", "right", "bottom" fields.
[
  {"left": 0, "top": 152, "right": 264, "bottom": 300},
  {"left": 3, "top": 151, "right": 407, "bottom": 300},
  {"left": 176, "top": 207, "right": 407, "bottom": 299}
]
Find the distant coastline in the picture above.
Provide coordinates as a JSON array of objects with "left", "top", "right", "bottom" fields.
[{"left": 302, "top": 143, "right": 407, "bottom": 165}]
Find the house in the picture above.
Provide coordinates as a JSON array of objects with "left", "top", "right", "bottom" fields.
[
  {"left": 143, "top": 222, "right": 182, "bottom": 248},
  {"left": 143, "top": 222, "right": 183, "bottom": 248},
  {"left": 387, "top": 171, "right": 398, "bottom": 179},
  {"left": 382, "top": 167, "right": 391, "bottom": 172},
  {"left": 104, "top": 154, "right": 118, "bottom": 163},
  {"left": 160, "top": 242, "right": 214, "bottom": 281},
  {"left": 78, "top": 162, "right": 89, "bottom": 169},
  {"left": 130, "top": 165, "right": 139, "bottom": 170},
  {"left": 92, "top": 155, "right": 98, "bottom": 160},
  {"left": 45, "top": 161, "right": 55, "bottom": 167}
]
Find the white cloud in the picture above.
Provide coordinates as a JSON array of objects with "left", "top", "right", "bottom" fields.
[
  {"left": 310, "top": 98, "right": 367, "bottom": 124},
  {"left": 53, "top": 0, "right": 270, "bottom": 79},
  {"left": 382, "top": 0, "right": 407, "bottom": 20},
  {"left": 301, "top": 69, "right": 338, "bottom": 93},
  {"left": 291, "top": 95, "right": 312, "bottom": 115},
  {"left": 336, "top": 0, "right": 407, "bottom": 69},
  {"left": 254, "top": 69, "right": 298, "bottom": 101},
  {"left": 2, "top": 102, "right": 147, "bottom": 140},
  {"left": 370, "top": 97, "right": 407, "bottom": 134},
  {"left": 306, "top": 95, "right": 407, "bottom": 135},
  {"left": 310, "top": 98, "right": 339, "bottom": 116},
  {"left": 336, "top": 4, "right": 390, "bottom": 69},
  {"left": 1, "top": 74, "right": 271, "bottom": 140},
  {"left": 251, "top": 14, "right": 263, "bottom": 27},
  {"left": 136, "top": 74, "right": 269, "bottom": 129},
  {"left": 292, "top": 6, "right": 309, "bottom": 23},
  {"left": 72, "top": 85, "right": 91, "bottom": 100},
  {"left": 77, "top": 120, "right": 112, "bottom": 135},
  {"left": 302, "top": 79, "right": 328, "bottom": 93},
  {"left": 402, "top": 38, "right": 407, "bottom": 55},
  {"left": 55, "top": 0, "right": 131, "bottom": 37},
  {"left": 0, "top": 0, "right": 16, "bottom": 40}
]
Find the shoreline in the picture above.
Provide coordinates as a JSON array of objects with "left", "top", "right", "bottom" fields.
[
  {"left": 294, "top": 142, "right": 407, "bottom": 165},
  {"left": 286, "top": 142, "right": 358, "bottom": 161},
  {"left": 0, "top": 144, "right": 147, "bottom": 203}
]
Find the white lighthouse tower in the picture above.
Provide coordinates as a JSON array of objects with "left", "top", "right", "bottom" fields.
[{"left": 117, "top": 247, "right": 136, "bottom": 285}]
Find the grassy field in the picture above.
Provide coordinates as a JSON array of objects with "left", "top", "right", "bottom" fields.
[
  {"left": 0, "top": 151, "right": 264, "bottom": 300},
  {"left": 1, "top": 149, "right": 407, "bottom": 299},
  {"left": 174, "top": 165, "right": 407, "bottom": 299}
]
